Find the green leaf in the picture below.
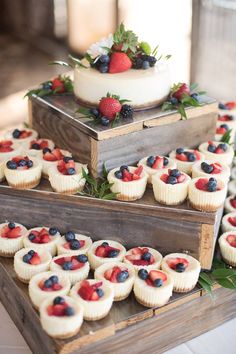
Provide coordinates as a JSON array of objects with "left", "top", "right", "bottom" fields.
[
  {"left": 37, "top": 89, "right": 53, "bottom": 97},
  {"left": 49, "top": 60, "right": 72, "bottom": 68},
  {"left": 152, "top": 44, "right": 159, "bottom": 57},
  {"left": 162, "top": 101, "right": 174, "bottom": 111},
  {"left": 190, "top": 83, "right": 198, "bottom": 91},
  {"left": 217, "top": 277, "right": 236, "bottom": 289},
  {"left": 220, "top": 129, "right": 232, "bottom": 143},
  {"left": 102, "top": 192, "right": 117, "bottom": 200},
  {"left": 212, "top": 258, "right": 226, "bottom": 269},
  {"left": 68, "top": 54, "right": 87, "bottom": 68},
  {"left": 76, "top": 106, "right": 91, "bottom": 116},
  {"left": 212, "top": 268, "right": 236, "bottom": 279},
  {"left": 102, "top": 163, "right": 108, "bottom": 178},
  {"left": 199, "top": 272, "right": 214, "bottom": 285},
  {"left": 198, "top": 91, "right": 207, "bottom": 95},
  {"left": 23, "top": 121, "right": 30, "bottom": 128},
  {"left": 198, "top": 278, "right": 213, "bottom": 295},
  {"left": 178, "top": 104, "right": 187, "bottom": 119}
]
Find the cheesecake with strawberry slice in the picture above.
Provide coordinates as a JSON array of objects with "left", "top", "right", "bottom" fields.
[
  {"left": 40, "top": 295, "right": 83, "bottom": 338},
  {"left": 4, "top": 128, "right": 38, "bottom": 149},
  {"left": 107, "top": 165, "right": 148, "bottom": 201},
  {"left": 169, "top": 148, "right": 204, "bottom": 175},
  {"left": 14, "top": 248, "right": 52, "bottom": 283},
  {"left": 0, "top": 140, "right": 22, "bottom": 162},
  {"left": 94, "top": 262, "right": 135, "bottom": 301},
  {"left": 4, "top": 155, "right": 42, "bottom": 189},
  {"left": 50, "top": 253, "right": 90, "bottom": 285},
  {"left": 188, "top": 176, "right": 227, "bottom": 212},
  {"left": 161, "top": 253, "right": 201, "bottom": 293},
  {"left": 70, "top": 279, "right": 114, "bottom": 320},
  {"left": 124, "top": 246, "right": 162, "bottom": 272},
  {"left": 198, "top": 141, "right": 234, "bottom": 165},
  {"left": 218, "top": 232, "right": 236, "bottom": 266},
  {"left": 29, "top": 271, "right": 71, "bottom": 309},
  {"left": 23, "top": 227, "right": 61, "bottom": 256},
  {"left": 224, "top": 195, "right": 236, "bottom": 213},
  {"left": 138, "top": 155, "right": 177, "bottom": 184},
  {"left": 219, "top": 101, "right": 236, "bottom": 118},
  {"left": 192, "top": 160, "right": 230, "bottom": 183},
  {"left": 215, "top": 123, "right": 235, "bottom": 144},
  {"left": 152, "top": 168, "right": 191, "bottom": 205},
  {"left": 48, "top": 157, "right": 87, "bottom": 195},
  {"left": 87, "top": 239, "right": 126, "bottom": 270},
  {"left": 41, "top": 148, "right": 72, "bottom": 178},
  {"left": 57, "top": 231, "right": 92, "bottom": 256},
  {"left": 133, "top": 269, "right": 173, "bottom": 308},
  {"left": 27, "top": 138, "right": 55, "bottom": 159},
  {"left": 222, "top": 212, "right": 236, "bottom": 232},
  {"left": 0, "top": 222, "right": 28, "bottom": 257}
]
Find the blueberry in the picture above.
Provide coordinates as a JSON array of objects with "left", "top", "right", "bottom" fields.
[
  {"left": 147, "top": 156, "right": 155, "bottom": 167},
  {"left": 28, "top": 250, "right": 35, "bottom": 256},
  {"left": 99, "top": 64, "right": 109, "bottom": 73},
  {"left": 27, "top": 160, "right": 33, "bottom": 168},
  {"left": 42, "top": 82, "right": 52, "bottom": 90},
  {"left": 101, "top": 116, "right": 110, "bottom": 126},
  {"left": 23, "top": 254, "right": 32, "bottom": 263},
  {"left": 208, "top": 177, "right": 217, "bottom": 192},
  {"left": 201, "top": 162, "right": 213, "bottom": 174},
  {"left": 70, "top": 240, "right": 81, "bottom": 250},
  {"left": 175, "top": 262, "right": 186, "bottom": 273},
  {"left": 133, "top": 57, "right": 143, "bottom": 69},
  {"left": 191, "top": 93, "right": 199, "bottom": 102},
  {"left": 31, "top": 143, "right": 40, "bottom": 150},
  {"left": 163, "top": 157, "right": 169, "bottom": 166},
  {"left": 220, "top": 124, "right": 229, "bottom": 130},
  {"left": 142, "top": 252, "right": 151, "bottom": 261},
  {"left": 153, "top": 278, "right": 163, "bottom": 287},
  {"left": 169, "top": 169, "right": 180, "bottom": 178},
  {"left": 6, "top": 160, "right": 17, "bottom": 170},
  {"left": 62, "top": 261, "right": 73, "bottom": 270},
  {"left": 101, "top": 242, "right": 109, "bottom": 246},
  {"left": 114, "top": 170, "right": 122, "bottom": 180},
  {"left": 12, "top": 129, "right": 21, "bottom": 139},
  {"left": 49, "top": 275, "right": 59, "bottom": 284},
  {"left": 218, "top": 103, "right": 226, "bottom": 110},
  {"left": 167, "top": 176, "right": 177, "bottom": 185},
  {"left": 108, "top": 249, "right": 119, "bottom": 258},
  {"left": 96, "top": 288, "right": 104, "bottom": 297},
  {"left": 28, "top": 233, "right": 36, "bottom": 241},
  {"left": 63, "top": 156, "right": 73, "bottom": 163},
  {"left": 176, "top": 148, "right": 184, "bottom": 154},
  {"left": 43, "top": 147, "right": 51, "bottom": 154},
  {"left": 18, "top": 159, "right": 27, "bottom": 167},
  {"left": 187, "top": 152, "right": 196, "bottom": 162},
  {"left": 49, "top": 227, "right": 58, "bottom": 236},
  {"left": 90, "top": 108, "right": 100, "bottom": 118},
  {"left": 67, "top": 168, "right": 76, "bottom": 175},
  {"left": 207, "top": 144, "right": 216, "bottom": 153},
  {"left": 170, "top": 97, "right": 178, "bottom": 105},
  {"left": 8, "top": 222, "right": 15, "bottom": 229},
  {"left": 77, "top": 254, "right": 88, "bottom": 263},
  {"left": 218, "top": 143, "right": 227, "bottom": 151},
  {"left": 142, "top": 60, "right": 150, "bottom": 70},
  {"left": 65, "top": 306, "right": 75, "bottom": 316},
  {"left": 44, "top": 279, "right": 53, "bottom": 288},
  {"left": 100, "top": 55, "right": 110, "bottom": 64},
  {"left": 138, "top": 268, "right": 148, "bottom": 280},
  {"left": 65, "top": 231, "right": 75, "bottom": 242},
  {"left": 117, "top": 270, "right": 129, "bottom": 283},
  {"left": 120, "top": 165, "right": 129, "bottom": 172},
  {"left": 53, "top": 296, "right": 65, "bottom": 305}
]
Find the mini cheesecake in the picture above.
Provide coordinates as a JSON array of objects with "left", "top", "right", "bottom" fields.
[
  {"left": 222, "top": 212, "right": 236, "bottom": 232},
  {"left": 228, "top": 180, "right": 236, "bottom": 196},
  {"left": 29, "top": 271, "right": 71, "bottom": 309},
  {"left": 218, "top": 101, "right": 236, "bottom": 118},
  {"left": 169, "top": 148, "right": 204, "bottom": 175},
  {"left": 218, "top": 231, "right": 236, "bottom": 266},
  {"left": 41, "top": 148, "right": 72, "bottom": 178},
  {"left": 192, "top": 161, "right": 230, "bottom": 183},
  {"left": 4, "top": 128, "right": 38, "bottom": 149},
  {"left": 23, "top": 227, "right": 61, "bottom": 256},
  {"left": 133, "top": 269, "right": 173, "bottom": 308},
  {"left": 0, "top": 160, "right": 4, "bottom": 182},
  {"left": 4, "top": 155, "right": 42, "bottom": 189},
  {"left": 14, "top": 248, "right": 52, "bottom": 283},
  {"left": 188, "top": 177, "right": 227, "bottom": 212},
  {"left": 124, "top": 246, "right": 162, "bottom": 272},
  {"left": 50, "top": 253, "right": 90, "bottom": 285},
  {"left": 138, "top": 155, "right": 177, "bottom": 184},
  {"left": 57, "top": 231, "right": 92, "bottom": 255},
  {"left": 152, "top": 168, "right": 191, "bottom": 205},
  {"left": 215, "top": 123, "right": 235, "bottom": 144},
  {"left": 224, "top": 195, "right": 236, "bottom": 213},
  {"left": 48, "top": 158, "right": 87, "bottom": 195},
  {"left": 95, "top": 262, "right": 135, "bottom": 301},
  {"left": 70, "top": 279, "right": 114, "bottom": 321},
  {"left": 198, "top": 141, "right": 234, "bottom": 165},
  {"left": 27, "top": 139, "right": 55, "bottom": 159},
  {"left": 40, "top": 295, "right": 83, "bottom": 338},
  {"left": 87, "top": 240, "right": 126, "bottom": 270},
  {"left": 0, "top": 140, "right": 22, "bottom": 162},
  {"left": 218, "top": 113, "right": 236, "bottom": 127},
  {"left": 0, "top": 222, "right": 28, "bottom": 257},
  {"left": 161, "top": 253, "right": 201, "bottom": 293},
  {"left": 107, "top": 165, "right": 148, "bottom": 201}
]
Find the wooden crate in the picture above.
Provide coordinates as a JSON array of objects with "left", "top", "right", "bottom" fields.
[
  {"left": 0, "top": 256, "right": 236, "bottom": 354},
  {"left": 0, "top": 180, "right": 223, "bottom": 270},
  {"left": 29, "top": 94, "right": 217, "bottom": 177}
]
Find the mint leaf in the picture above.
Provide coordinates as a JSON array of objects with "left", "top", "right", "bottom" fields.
[
  {"left": 212, "top": 268, "right": 236, "bottom": 278},
  {"left": 178, "top": 104, "right": 187, "bottom": 119},
  {"left": 49, "top": 60, "right": 72, "bottom": 68},
  {"left": 190, "top": 83, "right": 198, "bottom": 91},
  {"left": 220, "top": 129, "right": 232, "bottom": 143},
  {"left": 198, "top": 278, "right": 213, "bottom": 295}
]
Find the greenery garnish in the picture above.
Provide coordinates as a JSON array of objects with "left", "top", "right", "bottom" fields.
[
  {"left": 113, "top": 23, "right": 138, "bottom": 54},
  {"left": 220, "top": 129, "right": 232, "bottom": 144},
  {"left": 49, "top": 54, "right": 88, "bottom": 69},
  {"left": 24, "top": 75, "right": 73, "bottom": 98}
]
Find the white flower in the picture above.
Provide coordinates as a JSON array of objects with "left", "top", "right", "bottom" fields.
[{"left": 87, "top": 33, "right": 114, "bottom": 59}]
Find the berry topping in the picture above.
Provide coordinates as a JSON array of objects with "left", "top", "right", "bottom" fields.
[
  {"left": 43, "top": 148, "right": 66, "bottom": 161},
  {"left": 218, "top": 114, "right": 234, "bottom": 121},
  {"left": 195, "top": 177, "right": 219, "bottom": 192},
  {"left": 207, "top": 141, "right": 228, "bottom": 154},
  {"left": 6, "top": 156, "right": 33, "bottom": 170},
  {"left": 54, "top": 296, "right": 65, "bottom": 305},
  {"left": 65, "top": 231, "right": 75, "bottom": 242},
  {"left": 216, "top": 124, "right": 229, "bottom": 135},
  {"left": 54, "top": 255, "right": 87, "bottom": 270},
  {"left": 139, "top": 269, "right": 167, "bottom": 287},
  {"left": 146, "top": 156, "right": 168, "bottom": 169},
  {"left": 175, "top": 148, "right": 200, "bottom": 162},
  {"left": 226, "top": 234, "right": 236, "bottom": 248},
  {"left": 64, "top": 306, "right": 75, "bottom": 316},
  {"left": 49, "top": 227, "right": 58, "bottom": 236},
  {"left": 160, "top": 169, "right": 186, "bottom": 184},
  {"left": 22, "top": 250, "right": 41, "bottom": 265},
  {"left": 98, "top": 95, "right": 122, "bottom": 120},
  {"left": 27, "top": 228, "right": 52, "bottom": 244},
  {"left": 70, "top": 240, "right": 81, "bottom": 250},
  {"left": 57, "top": 159, "right": 76, "bottom": 175},
  {"left": 230, "top": 197, "right": 236, "bottom": 209},
  {"left": 39, "top": 275, "right": 63, "bottom": 292},
  {"left": 108, "top": 52, "right": 132, "bottom": 74},
  {"left": 104, "top": 265, "right": 129, "bottom": 283},
  {"left": 125, "top": 247, "right": 155, "bottom": 266},
  {"left": 47, "top": 297, "right": 75, "bottom": 317},
  {"left": 77, "top": 254, "right": 88, "bottom": 263},
  {"left": 115, "top": 165, "right": 143, "bottom": 182},
  {"left": 12, "top": 129, "right": 32, "bottom": 139},
  {"left": 95, "top": 242, "right": 120, "bottom": 258},
  {"left": 167, "top": 257, "right": 189, "bottom": 272},
  {"left": 138, "top": 268, "right": 149, "bottom": 280},
  {"left": 30, "top": 139, "right": 49, "bottom": 150},
  {"left": 1, "top": 223, "right": 22, "bottom": 239},
  {"left": 78, "top": 280, "right": 104, "bottom": 301},
  {"left": 0, "top": 140, "right": 14, "bottom": 153},
  {"left": 171, "top": 83, "right": 190, "bottom": 101},
  {"left": 228, "top": 217, "right": 236, "bottom": 227},
  {"left": 51, "top": 78, "right": 65, "bottom": 93}
]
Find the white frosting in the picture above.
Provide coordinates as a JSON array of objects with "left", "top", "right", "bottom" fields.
[
  {"left": 57, "top": 234, "right": 92, "bottom": 255},
  {"left": 4, "top": 128, "right": 38, "bottom": 149},
  {"left": 192, "top": 160, "right": 230, "bottom": 183},
  {"left": 40, "top": 149, "right": 72, "bottom": 178},
  {"left": 124, "top": 247, "right": 162, "bottom": 272},
  {"left": 23, "top": 227, "right": 61, "bottom": 256},
  {"left": 198, "top": 141, "right": 234, "bottom": 165},
  {"left": 169, "top": 150, "right": 205, "bottom": 175},
  {"left": 0, "top": 222, "right": 28, "bottom": 256},
  {"left": 222, "top": 212, "right": 236, "bottom": 233},
  {"left": 224, "top": 195, "right": 236, "bottom": 213},
  {"left": 138, "top": 157, "right": 176, "bottom": 184},
  {"left": 218, "top": 231, "right": 236, "bottom": 266}
]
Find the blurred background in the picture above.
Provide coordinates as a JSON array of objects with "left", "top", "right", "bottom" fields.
[{"left": 0, "top": 0, "right": 236, "bottom": 129}]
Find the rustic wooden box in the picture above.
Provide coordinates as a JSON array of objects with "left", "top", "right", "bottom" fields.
[
  {"left": 0, "top": 180, "right": 223, "bottom": 270},
  {"left": 29, "top": 94, "right": 217, "bottom": 177}
]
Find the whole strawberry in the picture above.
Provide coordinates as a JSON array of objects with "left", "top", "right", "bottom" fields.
[
  {"left": 51, "top": 78, "right": 65, "bottom": 93},
  {"left": 109, "top": 52, "right": 132, "bottom": 74},
  {"left": 171, "top": 83, "right": 190, "bottom": 101},
  {"left": 98, "top": 95, "right": 122, "bottom": 120}
]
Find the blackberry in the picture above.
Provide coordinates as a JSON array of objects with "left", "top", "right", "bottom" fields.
[
  {"left": 132, "top": 57, "right": 143, "bottom": 69},
  {"left": 148, "top": 55, "right": 157, "bottom": 67},
  {"left": 120, "top": 104, "right": 134, "bottom": 119}
]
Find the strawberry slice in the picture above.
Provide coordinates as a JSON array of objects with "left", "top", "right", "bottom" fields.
[
  {"left": 53, "top": 304, "right": 65, "bottom": 316},
  {"left": 160, "top": 173, "right": 169, "bottom": 183},
  {"left": 104, "top": 268, "right": 113, "bottom": 280},
  {"left": 19, "top": 131, "right": 32, "bottom": 139},
  {"left": 211, "top": 163, "right": 222, "bottom": 174},
  {"left": 65, "top": 161, "right": 75, "bottom": 169},
  {"left": 52, "top": 283, "right": 63, "bottom": 291},
  {"left": 131, "top": 247, "right": 142, "bottom": 255},
  {"left": 90, "top": 291, "right": 100, "bottom": 301},
  {"left": 54, "top": 257, "right": 66, "bottom": 266},
  {"left": 71, "top": 258, "right": 84, "bottom": 270},
  {"left": 39, "top": 228, "right": 49, "bottom": 236},
  {"left": 167, "top": 257, "right": 189, "bottom": 269},
  {"left": 0, "top": 141, "right": 13, "bottom": 152},
  {"left": 110, "top": 266, "right": 121, "bottom": 283},
  {"left": 95, "top": 245, "right": 107, "bottom": 257},
  {"left": 225, "top": 101, "right": 236, "bottom": 109},
  {"left": 8, "top": 226, "right": 22, "bottom": 238},
  {"left": 63, "top": 242, "right": 71, "bottom": 249},
  {"left": 132, "top": 173, "right": 141, "bottom": 180},
  {"left": 132, "top": 260, "right": 149, "bottom": 266},
  {"left": 41, "top": 234, "right": 50, "bottom": 243},
  {"left": 194, "top": 150, "right": 201, "bottom": 160},
  {"left": 141, "top": 247, "right": 149, "bottom": 254},
  {"left": 176, "top": 153, "right": 188, "bottom": 161},
  {"left": 149, "top": 270, "right": 167, "bottom": 282},
  {"left": 215, "top": 147, "right": 224, "bottom": 154},
  {"left": 78, "top": 284, "right": 94, "bottom": 300},
  {"left": 53, "top": 148, "right": 63, "bottom": 160},
  {"left": 29, "top": 253, "right": 41, "bottom": 265},
  {"left": 195, "top": 178, "right": 208, "bottom": 191},
  {"left": 230, "top": 199, "right": 236, "bottom": 209},
  {"left": 122, "top": 169, "right": 132, "bottom": 181},
  {"left": 145, "top": 278, "right": 153, "bottom": 287},
  {"left": 228, "top": 217, "right": 236, "bottom": 227},
  {"left": 12, "top": 156, "right": 25, "bottom": 164},
  {"left": 125, "top": 254, "right": 141, "bottom": 261},
  {"left": 216, "top": 127, "right": 227, "bottom": 134},
  {"left": 40, "top": 140, "right": 49, "bottom": 149},
  {"left": 91, "top": 281, "right": 103, "bottom": 289},
  {"left": 177, "top": 174, "right": 186, "bottom": 183},
  {"left": 47, "top": 305, "right": 54, "bottom": 316},
  {"left": 133, "top": 165, "right": 143, "bottom": 176},
  {"left": 152, "top": 157, "right": 164, "bottom": 169},
  {"left": 226, "top": 234, "right": 236, "bottom": 248},
  {"left": 43, "top": 152, "right": 57, "bottom": 161}
]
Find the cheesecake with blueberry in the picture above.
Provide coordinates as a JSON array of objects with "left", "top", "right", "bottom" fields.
[
  {"left": 161, "top": 253, "right": 201, "bottom": 293},
  {"left": 215, "top": 123, "right": 235, "bottom": 143},
  {"left": 218, "top": 231, "right": 236, "bottom": 266},
  {"left": 222, "top": 212, "right": 236, "bottom": 232},
  {"left": 133, "top": 269, "right": 173, "bottom": 308},
  {"left": 152, "top": 168, "right": 191, "bottom": 205},
  {"left": 218, "top": 101, "right": 236, "bottom": 118},
  {"left": 4, "top": 128, "right": 38, "bottom": 149},
  {"left": 224, "top": 195, "right": 236, "bottom": 213},
  {"left": 192, "top": 161, "right": 230, "bottom": 183},
  {"left": 107, "top": 165, "right": 148, "bottom": 201},
  {"left": 218, "top": 113, "right": 236, "bottom": 131},
  {"left": 4, "top": 155, "right": 42, "bottom": 189},
  {"left": 0, "top": 140, "right": 22, "bottom": 162},
  {"left": 138, "top": 156, "right": 177, "bottom": 184},
  {"left": 169, "top": 148, "right": 204, "bottom": 175},
  {"left": 124, "top": 246, "right": 162, "bottom": 272},
  {"left": 87, "top": 240, "right": 126, "bottom": 270},
  {"left": 188, "top": 176, "right": 227, "bottom": 212},
  {"left": 27, "top": 138, "right": 55, "bottom": 159},
  {"left": 94, "top": 262, "right": 135, "bottom": 301},
  {"left": 29, "top": 271, "right": 71, "bottom": 309},
  {"left": 50, "top": 253, "right": 90, "bottom": 285},
  {"left": 57, "top": 231, "right": 92, "bottom": 255},
  {"left": 0, "top": 222, "right": 28, "bottom": 257},
  {"left": 41, "top": 148, "right": 72, "bottom": 178},
  {"left": 23, "top": 227, "right": 61, "bottom": 256},
  {"left": 14, "top": 248, "right": 52, "bottom": 283},
  {"left": 69, "top": 279, "right": 114, "bottom": 321},
  {"left": 198, "top": 141, "right": 234, "bottom": 165},
  {"left": 48, "top": 157, "right": 87, "bottom": 195},
  {"left": 40, "top": 295, "right": 83, "bottom": 338}
]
